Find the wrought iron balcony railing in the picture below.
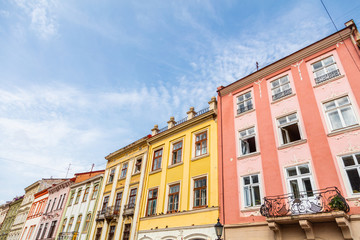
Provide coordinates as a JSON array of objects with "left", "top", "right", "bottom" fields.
[
  {"left": 57, "top": 231, "right": 78, "bottom": 240},
  {"left": 123, "top": 203, "right": 135, "bottom": 216},
  {"left": 260, "top": 187, "right": 349, "bottom": 218},
  {"left": 315, "top": 69, "right": 341, "bottom": 84},
  {"left": 272, "top": 88, "right": 292, "bottom": 101},
  {"left": 96, "top": 206, "right": 119, "bottom": 221},
  {"left": 237, "top": 104, "right": 253, "bottom": 115}
]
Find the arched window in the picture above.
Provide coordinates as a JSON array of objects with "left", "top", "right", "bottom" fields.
[
  {"left": 67, "top": 217, "right": 74, "bottom": 232},
  {"left": 74, "top": 214, "right": 82, "bottom": 232},
  {"left": 82, "top": 213, "right": 91, "bottom": 233},
  {"left": 60, "top": 219, "right": 67, "bottom": 232}
]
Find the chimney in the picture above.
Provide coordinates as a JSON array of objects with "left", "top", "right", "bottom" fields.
[
  {"left": 187, "top": 107, "right": 196, "bottom": 120},
  {"left": 208, "top": 96, "right": 217, "bottom": 110},
  {"left": 151, "top": 125, "right": 159, "bottom": 136}
]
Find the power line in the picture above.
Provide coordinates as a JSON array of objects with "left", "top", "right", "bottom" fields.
[
  {"left": 320, "top": 0, "right": 360, "bottom": 72},
  {"left": 0, "top": 156, "right": 67, "bottom": 173}
]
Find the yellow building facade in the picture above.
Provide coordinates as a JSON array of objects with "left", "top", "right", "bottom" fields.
[
  {"left": 137, "top": 97, "right": 219, "bottom": 240},
  {"left": 89, "top": 136, "right": 149, "bottom": 240}
]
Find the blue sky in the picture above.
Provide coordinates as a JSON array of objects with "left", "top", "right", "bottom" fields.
[{"left": 0, "top": 0, "right": 359, "bottom": 204}]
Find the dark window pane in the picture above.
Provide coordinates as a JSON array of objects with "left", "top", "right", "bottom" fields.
[{"left": 346, "top": 169, "right": 360, "bottom": 193}]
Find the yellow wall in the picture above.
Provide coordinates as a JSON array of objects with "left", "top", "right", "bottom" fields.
[{"left": 138, "top": 115, "right": 218, "bottom": 231}]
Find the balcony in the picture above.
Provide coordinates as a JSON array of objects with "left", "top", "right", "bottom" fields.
[
  {"left": 57, "top": 232, "right": 78, "bottom": 240},
  {"left": 96, "top": 206, "right": 119, "bottom": 222},
  {"left": 123, "top": 203, "right": 135, "bottom": 216},
  {"left": 272, "top": 88, "right": 292, "bottom": 101},
  {"left": 237, "top": 104, "right": 253, "bottom": 115},
  {"left": 260, "top": 187, "right": 349, "bottom": 218},
  {"left": 315, "top": 69, "right": 341, "bottom": 85}
]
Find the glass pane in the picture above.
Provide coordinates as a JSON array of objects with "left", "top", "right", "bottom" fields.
[
  {"left": 244, "top": 187, "right": 250, "bottom": 206},
  {"left": 288, "top": 113, "right": 297, "bottom": 122},
  {"left": 251, "top": 175, "right": 258, "bottom": 184},
  {"left": 278, "top": 116, "right": 287, "bottom": 125},
  {"left": 253, "top": 186, "right": 261, "bottom": 205},
  {"left": 343, "top": 156, "right": 355, "bottom": 166},
  {"left": 299, "top": 165, "right": 310, "bottom": 174},
  {"left": 271, "top": 80, "right": 279, "bottom": 88},
  {"left": 245, "top": 92, "right": 251, "bottom": 99},
  {"left": 290, "top": 180, "right": 300, "bottom": 199},
  {"left": 287, "top": 168, "right": 297, "bottom": 177},
  {"left": 238, "top": 95, "right": 244, "bottom": 102},
  {"left": 346, "top": 169, "right": 360, "bottom": 193},
  {"left": 272, "top": 87, "right": 281, "bottom": 95},
  {"left": 341, "top": 107, "right": 357, "bottom": 127},
  {"left": 243, "top": 176, "right": 250, "bottom": 185},
  {"left": 315, "top": 68, "right": 325, "bottom": 77},
  {"left": 312, "top": 61, "right": 323, "bottom": 70},
  {"left": 282, "top": 83, "right": 290, "bottom": 90},
  {"left": 355, "top": 154, "right": 360, "bottom": 164},
  {"left": 337, "top": 96, "right": 349, "bottom": 106},
  {"left": 324, "top": 101, "right": 336, "bottom": 110},
  {"left": 303, "top": 178, "right": 313, "bottom": 197},
  {"left": 323, "top": 56, "right": 334, "bottom": 65},
  {"left": 201, "top": 189, "right": 206, "bottom": 205},
  {"left": 326, "top": 64, "right": 337, "bottom": 72},
  {"left": 248, "top": 128, "right": 255, "bottom": 135},
  {"left": 328, "top": 111, "right": 343, "bottom": 130},
  {"left": 239, "top": 130, "right": 247, "bottom": 137},
  {"left": 280, "top": 76, "right": 289, "bottom": 84}
]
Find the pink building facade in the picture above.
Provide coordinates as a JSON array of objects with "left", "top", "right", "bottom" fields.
[{"left": 218, "top": 20, "right": 360, "bottom": 239}]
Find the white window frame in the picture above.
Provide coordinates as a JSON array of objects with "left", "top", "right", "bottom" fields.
[
  {"left": 277, "top": 113, "right": 302, "bottom": 145},
  {"left": 151, "top": 147, "right": 163, "bottom": 172},
  {"left": 285, "top": 164, "right": 316, "bottom": 198},
  {"left": 271, "top": 75, "right": 292, "bottom": 101},
  {"left": 120, "top": 162, "right": 128, "bottom": 179},
  {"left": 133, "top": 157, "right": 143, "bottom": 174},
  {"left": 169, "top": 139, "right": 184, "bottom": 166},
  {"left": 164, "top": 181, "right": 181, "bottom": 214},
  {"left": 143, "top": 186, "right": 159, "bottom": 217},
  {"left": 311, "top": 55, "right": 340, "bottom": 84},
  {"left": 236, "top": 91, "right": 253, "bottom": 115},
  {"left": 241, "top": 174, "right": 262, "bottom": 208},
  {"left": 238, "top": 127, "right": 257, "bottom": 156},
  {"left": 192, "top": 129, "right": 209, "bottom": 159},
  {"left": 323, "top": 95, "right": 358, "bottom": 132},
  {"left": 339, "top": 152, "right": 360, "bottom": 196},
  {"left": 108, "top": 168, "right": 116, "bottom": 184}
]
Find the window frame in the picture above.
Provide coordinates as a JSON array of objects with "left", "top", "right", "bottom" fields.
[
  {"left": 91, "top": 184, "right": 99, "bottom": 200},
  {"left": 108, "top": 168, "right": 116, "bottom": 184},
  {"left": 134, "top": 158, "right": 142, "bottom": 174},
  {"left": 152, "top": 148, "right": 163, "bottom": 171},
  {"left": 193, "top": 177, "right": 207, "bottom": 209},
  {"left": 171, "top": 140, "right": 183, "bottom": 165},
  {"left": 146, "top": 188, "right": 158, "bottom": 216},
  {"left": 74, "top": 214, "right": 82, "bottom": 232},
  {"left": 340, "top": 152, "right": 360, "bottom": 196},
  {"left": 311, "top": 55, "right": 341, "bottom": 85},
  {"left": 101, "top": 196, "right": 109, "bottom": 212},
  {"left": 270, "top": 75, "right": 292, "bottom": 101},
  {"left": 284, "top": 163, "right": 316, "bottom": 199},
  {"left": 120, "top": 162, "right": 128, "bottom": 179},
  {"left": 74, "top": 189, "right": 82, "bottom": 204},
  {"left": 167, "top": 183, "right": 180, "bottom": 213},
  {"left": 277, "top": 112, "right": 302, "bottom": 145},
  {"left": 82, "top": 213, "right": 92, "bottom": 233},
  {"left": 128, "top": 188, "right": 137, "bottom": 208},
  {"left": 83, "top": 187, "right": 90, "bottom": 202},
  {"left": 236, "top": 91, "right": 253, "bottom": 115},
  {"left": 323, "top": 96, "right": 358, "bottom": 132},
  {"left": 114, "top": 192, "right": 122, "bottom": 213},
  {"left": 241, "top": 174, "right": 262, "bottom": 208},
  {"left": 195, "top": 132, "right": 208, "bottom": 157},
  {"left": 238, "top": 127, "right": 258, "bottom": 156}
]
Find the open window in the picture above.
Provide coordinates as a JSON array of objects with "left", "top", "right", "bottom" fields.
[
  {"left": 278, "top": 113, "right": 301, "bottom": 145},
  {"left": 239, "top": 127, "right": 257, "bottom": 156}
]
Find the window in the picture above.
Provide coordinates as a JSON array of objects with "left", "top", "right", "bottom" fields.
[
  {"left": 35, "top": 224, "right": 43, "bottom": 240},
  {"left": 74, "top": 215, "right": 82, "bottom": 232},
  {"left": 91, "top": 185, "right": 99, "bottom": 199},
  {"left": 95, "top": 228, "right": 102, "bottom": 240},
  {"left": 271, "top": 75, "right": 292, "bottom": 101},
  {"left": 312, "top": 55, "right": 341, "bottom": 84},
  {"left": 134, "top": 158, "right": 142, "bottom": 173},
  {"left": 83, "top": 213, "right": 91, "bottom": 233},
  {"left": 74, "top": 190, "right": 82, "bottom": 204},
  {"left": 122, "top": 224, "right": 131, "bottom": 240},
  {"left": 108, "top": 168, "right": 115, "bottom": 183},
  {"left": 57, "top": 195, "right": 63, "bottom": 210},
  {"left": 237, "top": 92, "right": 253, "bottom": 114},
  {"left": 41, "top": 223, "right": 48, "bottom": 239},
  {"left": 152, "top": 149, "right": 163, "bottom": 171},
  {"left": 128, "top": 189, "right": 137, "bottom": 208},
  {"left": 108, "top": 226, "right": 116, "bottom": 240},
  {"left": 83, "top": 187, "right": 90, "bottom": 202},
  {"left": 60, "top": 219, "right": 67, "bottom": 232},
  {"left": 45, "top": 200, "right": 51, "bottom": 213},
  {"left": 193, "top": 177, "right": 207, "bottom": 208},
  {"left": 172, "top": 141, "right": 183, "bottom": 164},
  {"left": 341, "top": 153, "right": 360, "bottom": 194},
  {"left": 47, "top": 220, "right": 57, "bottom": 238},
  {"left": 26, "top": 225, "right": 35, "bottom": 240},
  {"left": 114, "top": 192, "right": 122, "bottom": 214},
  {"left": 324, "top": 96, "right": 358, "bottom": 131},
  {"left": 50, "top": 198, "right": 56, "bottom": 212},
  {"left": 168, "top": 184, "right": 180, "bottom": 213},
  {"left": 286, "top": 164, "right": 314, "bottom": 199},
  {"left": 277, "top": 113, "right": 301, "bottom": 144},
  {"left": 195, "top": 132, "right": 207, "bottom": 157},
  {"left": 66, "top": 218, "right": 73, "bottom": 232},
  {"left": 101, "top": 196, "right": 109, "bottom": 212},
  {"left": 243, "top": 174, "right": 261, "bottom": 207},
  {"left": 146, "top": 188, "right": 158, "bottom": 216},
  {"left": 239, "top": 127, "right": 257, "bottom": 156},
  {"left": 120, "top": 163, "right": 128, "bottom": 178},
  {"left": 68, "top": 192, "right": 75, "bottom": 206}
]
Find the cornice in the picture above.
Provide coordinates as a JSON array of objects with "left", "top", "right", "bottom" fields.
[
  {"left": 147, "top": 110, "right": 217, "bottom": 144},
  {"left": 219, "top": 27, "right": 352, "bottom": 96},
  {"left": 105, "top": 136, "right": 149, "bottom": 161}
]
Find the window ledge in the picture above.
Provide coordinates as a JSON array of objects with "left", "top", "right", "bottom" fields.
[
  {"left": 191, "top": 153, "right": 210, "bottom": 161},
  {"left": 346, "top": 195, "right": 360, "bottom": 201},
  {"left": 313, "top": 74, "right": 345, "bottom": 88},
  {"left": 119, "top": 176, "right": 126, "bottom": 180},
  {"left": 149, "top": 169, "right": 162, "bottom": 175},
  {"left": 237, "top": 152, "right": 260, "bottom": 160},
  {"left": 132, "top": 172, "right": 141, "bottom": 176},
  {"left": 327, "top": 125, "right": 360, "bottom": 137},
  {"left": 271, "top": 93, "right": 296, "bottom": 104},
  {"left": 278, "top": 139, "right": 307, "bottom": 150},
  {"left": 168, "top": 162, "right": 183, "bottom": 169},
  {"left": 240, "top": 206, "right": 261, "bottom": 212},
  {"left": 235, "top": 108, "right": 255, "bottom": 118}
]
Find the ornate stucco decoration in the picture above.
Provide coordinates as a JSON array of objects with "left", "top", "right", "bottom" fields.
[{"left": 292, "top": 59, "right": 304, "bottom": 81}]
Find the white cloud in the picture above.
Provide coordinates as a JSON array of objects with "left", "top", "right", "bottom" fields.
[{"left": 13, "top": 0, "right": 58, "bottom": 39}]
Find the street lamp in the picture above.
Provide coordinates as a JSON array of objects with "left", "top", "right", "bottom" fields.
[{"left": 214, "top": 218, "right": 224, "bottom": 240}]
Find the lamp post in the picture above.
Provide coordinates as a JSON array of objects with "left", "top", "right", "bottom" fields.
[{"left": 214, "top": 218, "right": 224, "bottom": 240}]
